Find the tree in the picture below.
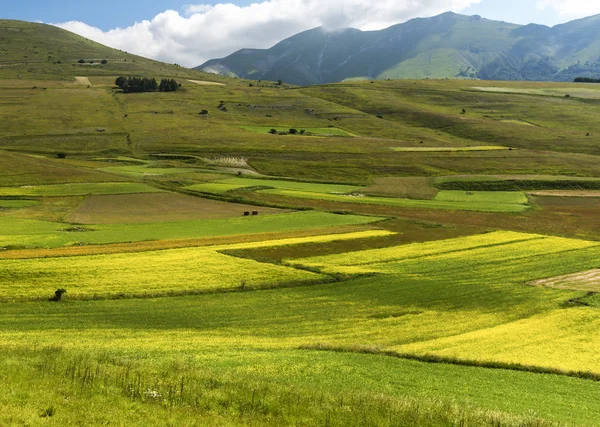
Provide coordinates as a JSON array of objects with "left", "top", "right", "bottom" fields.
[
  {"left": 269, "top": 129, "right": 277, "bottom": 134},
  {"left": 115, "top": 76, "right": 127, "bottom": 88},
  {"left": 77, "top": 59, "right": 85, "bottom": 63},
  {"left": 289, "top": 128, "right": 298, "bottom": 135},
  {"left": 101, "top": 59, "right": 108, "bottom": 64}
]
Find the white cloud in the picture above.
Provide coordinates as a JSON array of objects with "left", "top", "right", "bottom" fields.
[
  {"left": 53, "top": 0, "right": 481, "bottom": 68},
  {"left": 536, "top": 0, "right": 600, "bottom": 18}
]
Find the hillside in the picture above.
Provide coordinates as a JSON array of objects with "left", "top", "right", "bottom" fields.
[
  {"left": 2, "top": 19, "right": 600, "bottom": 426},
  {"left": 197, "top": 12, "right": 600, "bottom": 85},
  {"left": 0, "top": 19, "right": 223, "bottom": 81}
]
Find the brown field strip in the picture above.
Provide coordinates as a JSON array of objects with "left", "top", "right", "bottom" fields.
[
  {"left": 529, "top": 269, "right": 600, "bottom": 292},
  {"left": 188, "top": 80, "right": 225, "bottom": 86},
  {"left": 0, "top": 224, "right": 375, "bottom": 259},
  {"left": 528, "top": 191, "right": 600, "bottom": 198},
  {"left": 65, "top": 192, "right": 289, "bottom": 224}
]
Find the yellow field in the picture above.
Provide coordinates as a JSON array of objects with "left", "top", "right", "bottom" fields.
[{"left": 0, "top": 230, "right": 393, "bottom": 300}]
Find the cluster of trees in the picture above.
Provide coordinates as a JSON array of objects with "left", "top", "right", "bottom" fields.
[
  {"left": 574, "top": 77, "right": 600, "bottom": 83},
  {"left": 269, "top": 128, "right": 306, "bottom": 135},
  {"left": 115, "top": 76, "right": 181, "bottom": 93},
  {"left": 159, "top": 79, "right": 179, "bottom": 92}
]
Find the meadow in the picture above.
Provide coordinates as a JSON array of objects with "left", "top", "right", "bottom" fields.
[
  {"left": 0, "top": 211, "right": 382, "bottom": 249},
  {"left": 2, "top": 25, "right": 600, "bottom": 424}
]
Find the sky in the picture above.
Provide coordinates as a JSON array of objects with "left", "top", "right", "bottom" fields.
[{"left": 4, "top": 0, "right": 599, "bottom": 67}]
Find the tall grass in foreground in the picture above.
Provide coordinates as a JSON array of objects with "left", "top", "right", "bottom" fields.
[{"left": 2, "top": 347, "right": 557, "bottom": 426}]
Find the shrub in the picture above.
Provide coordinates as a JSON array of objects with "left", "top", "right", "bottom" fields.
[
  {"left": 56, "top": 152, "right": 67, "bottom": 159},
  {"left": 49, "top": 288, "right": 67, "bottom": 302},
  {"left": 101, "top": 59, "right": 108, "bottom": 64},
  {"left": 269, "top": 129, "right": 277, "bottom": 134},
  {"left": 289, "top": 128, "right": 298, "bottom": 135},
  {"left": 77, "top": 59, "right": 85, "bottom": 63}
]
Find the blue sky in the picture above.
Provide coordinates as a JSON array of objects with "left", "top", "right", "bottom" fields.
[{"left": 4, "top": 0, "right": 577, "bottom": 30}]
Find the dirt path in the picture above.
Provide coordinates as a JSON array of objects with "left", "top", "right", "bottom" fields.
[
  {"left": 529, "top": 269, "right": 600, "bottom": 291},
  {"left": 188, "top": 80, "right": 225, "bottom": 86},
  {"left": 528, "top": 190, "right": 600, "bottom": 198},
  {"left": 74, "top": 76, "right": 92, "bottom": 86}
]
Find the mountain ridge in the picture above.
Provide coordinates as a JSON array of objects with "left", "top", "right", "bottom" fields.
[{"left": 197, "top": 12, "right": 600, "bottom": 85}]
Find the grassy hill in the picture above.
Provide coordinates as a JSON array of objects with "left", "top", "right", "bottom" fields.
[
  {"left": 198, "top": 12, "right": 600, "bottom": 85},
  {"left": 1, "top": 20, "right": 600, "bottom": 426},
  {"left": 0, "top": 19, "right": 225, "bottom": 81}
]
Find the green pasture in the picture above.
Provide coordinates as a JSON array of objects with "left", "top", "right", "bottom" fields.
[
  {"left": 0, "top": 182, "right": 161, "bottom": 197},
  {"left": 241, "top": 125, "right": 354, "bottom": 136},
  {"left": 436, "top": 175, "right": 600, "bottom": 191},
  {"left": 259, "top": 189, "right": 531, "bottom": 213},
  {"left": 392, "top": 146, "right": 510, "bottom": 152},
  {"left": 0, "top": 199, "right": 40, "bottom": 208},
  {"left": 0, "top": 211, "right": 383, "bottom": 249}
]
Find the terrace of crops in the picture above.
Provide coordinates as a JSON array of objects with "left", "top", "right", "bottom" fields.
[{"left": 2, "top": 52, "right": 600, "bottom": 426}]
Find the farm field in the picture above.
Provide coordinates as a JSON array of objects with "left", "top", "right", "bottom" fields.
[
  {"left": 0, "top": 182, "right": 161, "bottom": 197},
  {"left": 64, "top": 192, "right": 289, "bottom": 223},
  {"left": 259, "top": 188, "right": 531, "bottom": 212},
  {"left": 241, "top": 125, "right": 355, "bottom": 136},
  {"left": 2, "top": 21, "right": 600, "bottom": 425},
  {"left": 0, "top": 211, "right": 382, "bottom": 249},
  {"left": 392, "top": 145, "right": 510, "bottom": 152}
]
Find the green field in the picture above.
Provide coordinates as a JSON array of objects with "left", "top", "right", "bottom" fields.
[
  {"left": 186, "top": 177, "right": 360, "bottom": 195},
  {"left": 260, "top": 189, "right": 531, "bottom": 212},
  {"left": 2, "top": 20, "right": 600, "bottom": 425},
  {"left": 392, "top": 145, "right": 511, "bottom": 152},
  {"left": 0, "top": 199, "right": 40, "bottom": 208},
  {"left": 0, "top": 182, "right": 161, "bottom": 196},
  {"left": 241, "top": 125, "right": 354, "bottom": 136},
  {"left": 0, "top": 211, "right": 383, "bottom": 249}
]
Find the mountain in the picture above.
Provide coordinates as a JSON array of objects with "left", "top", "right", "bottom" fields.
[
  {"left": 197, "top": 12, "right": 600, "bottom": 85},
  {"left": 0, "top": 20, "right": 221, "bottom": 81}
]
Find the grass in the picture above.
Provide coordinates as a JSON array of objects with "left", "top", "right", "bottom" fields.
[
  {"left": 0, "top": 245, "right": 321, "bottom": 301},
  {"left": 0, "top": 182, "right": 161, "bottom": 197},
  {"left": 3, "top": 28, "right": 600, "bottom": 424},
  {"left": 0, "top": 346, "right": 578, "bottom": 426},
  {"left": 436, "top": 175, "right": 600, "bottom": 191},
  {"left": 0, "top": 230, "right": 393, "bottom": 301},
  {"left": 0, "top": 211, "right": 384, "bottom": 249},
  {"left": 101, "top": 165, "right": 199, "bottom": 177},
  {"left": 241, "top": 125, "right": 354, "bottom": 136},
  {"left": 186, "top": 177, "right": 360, "bottom": 195},
  {"left": 260, "top": 189, "right": 531, "bottom": 213},
  {"left": 392, "top": 146, "right": 511, "bottom": 152},
  {"left": 0, "top": 199, "right": 39, "bottom": 208}
]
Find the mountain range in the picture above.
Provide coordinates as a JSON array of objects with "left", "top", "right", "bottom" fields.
[{"left": 197, "top": 12, "right": 600, "bottom": 86}]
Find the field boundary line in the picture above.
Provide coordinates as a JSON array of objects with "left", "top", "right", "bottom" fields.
[{"left": 299, "top": 344, "right": 600, "bottom": 382}]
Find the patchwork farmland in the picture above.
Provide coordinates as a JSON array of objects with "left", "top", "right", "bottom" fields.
[{"left": 1, "top": 19, "right": 600, "bottom": 426}]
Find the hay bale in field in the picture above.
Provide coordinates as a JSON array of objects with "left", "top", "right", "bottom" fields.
[{"left": 252, "top": 210, "right": 258, "bottom": 216}]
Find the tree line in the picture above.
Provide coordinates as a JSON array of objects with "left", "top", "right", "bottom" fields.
[
  {"left": 574, "top": 77, "right": 600, "bottom": 83},
  {"left": 115, "top": 77, "right": 181, "bottom": 93}
]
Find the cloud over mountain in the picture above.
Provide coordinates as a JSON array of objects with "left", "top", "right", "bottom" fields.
[{"left": 53, "top": 0, "right": 481, "bottom": 67}]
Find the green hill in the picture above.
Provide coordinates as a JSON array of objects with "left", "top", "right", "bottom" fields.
[
  {"left": 198, "top": 12, "right": 600, "bottom": 85},
  {"left": 0, "top": 19, "right": 223, "bottom": 81}
]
